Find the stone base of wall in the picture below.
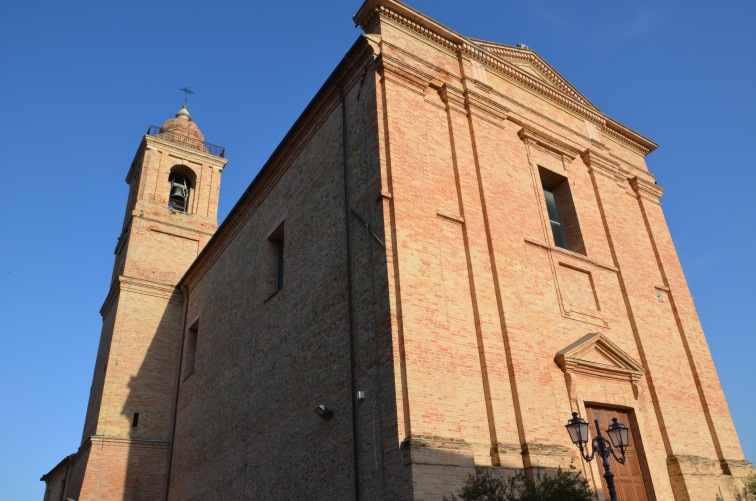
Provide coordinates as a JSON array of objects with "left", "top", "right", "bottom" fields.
[
  {"left": 400, "top": 436, "right": 580, "bottom": 500},
  {"left": 667, "top": 454, "right": 755, "bottom": 501}
]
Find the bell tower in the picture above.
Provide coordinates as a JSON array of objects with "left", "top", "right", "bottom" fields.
[{"left": 43, "top": 106, "right": 228, "bottom": 500}]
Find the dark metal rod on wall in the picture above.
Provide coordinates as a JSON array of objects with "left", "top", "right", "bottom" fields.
[{"left": 332, "top": 72, "right": 362, "bottom": 501}]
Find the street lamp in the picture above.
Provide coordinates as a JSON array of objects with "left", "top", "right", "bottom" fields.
[{"left": 565, "top": 412, "right": 630, "bottom": 501}]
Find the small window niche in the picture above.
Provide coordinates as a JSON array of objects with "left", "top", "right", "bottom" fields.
[
  {"left": 183, "top": 320, "right": 199, "bottom": 379},
  {"left": 168, "top": 165, "right": 196, "bottom": 213},
  {"left": 265, "top": 222, "right": 285, "bottom": 298},
  {"left": 539, "top": 166, "right": 586, "bottom": 255}
]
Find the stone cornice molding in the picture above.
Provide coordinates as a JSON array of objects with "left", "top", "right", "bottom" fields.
[
  {"left": 120, "top": 275, "right": 180, "bottom": 299},
  {"left": 518, "top": 127, "right": 580, "bottom": 161},
  {"left": 138, "top": 215, "right": 215, "bottom": 239},
  {"left": 88, "top": 435, "right": 171, "bottom": 448},
  {"left": 524, "top": 237, "right": 618, "bottom": 273},
  {"left": 464, "top": 87, "right": 510, "bottom": 127},
  {"left": 144, "top": 135, "right": 229, "bottom": 169},
  {"left": 555, "top": 333, "right": 645, "bottom": 401},
  {"left": 459, "top": 42, "right": 607, "bottom": 126},
  {"left": 469, "top": 40, "right": 590, "bottom": 106},
  {"left": 354, "top": 0, "right": 658, "bottom": 155},
  {"left": 356, "top": 3, "right": 458, "bottom": 53},
  {"left": 608, "top": 153, "right": 646, "bottom": 176},
  {"left": 581, "top": 148, "right": 624, "bottom": 183},
  {"left": 601, "top": 123, "right": 655, "bottom": 156},
  {"left": 438, "top": 83, "right": 466, "bottom": 113},
  {"left": 377, "top": 53, "right": 433, "bottom": 92},
  {"left": 359, "top": 1, "right": 601, "bottom": 121},
  {"left": 100, "top": 275, "right": 181, "bottom": 317},
  {"left": 629, "top": 176, "right": 664, "bottom": 203}
]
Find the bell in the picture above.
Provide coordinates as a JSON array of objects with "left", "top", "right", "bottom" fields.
[{"left": 170, "top": 185, "right": 186, "bottom": 199}]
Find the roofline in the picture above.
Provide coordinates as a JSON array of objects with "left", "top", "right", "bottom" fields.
[
  {"left": 466, "top": 37, "right": 599, "bottom": 112},
  {"left": 354, "top": 0, "right": 657, "bottom": 154},
  {"left": 40, "top": 454, "right": 75, "bottom": 482},
  {"left": 179, "top": 36, "right": 374, "bottom": 290}
]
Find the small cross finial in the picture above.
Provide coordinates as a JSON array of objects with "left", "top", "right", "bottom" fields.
[{"left": 180, "top": 87, "right": 195, "bottom": 105}]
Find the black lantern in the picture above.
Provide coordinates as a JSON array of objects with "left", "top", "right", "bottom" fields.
[
  {"left": 565, "top": 412, "right": 629, "bottom": 501},
  {"left": 606, "top": 417, "right": 629, "bottom": 453},
  {"left": 566, "top": 412, "right": 589, "bottom": 446}
]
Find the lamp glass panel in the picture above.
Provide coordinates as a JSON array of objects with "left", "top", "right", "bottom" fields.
[
  {"left": 607, "top": 421, "right": 629, "bottom": 448},
  {"left": 566, "top": 418, "right": 589, "bottom": 444}
]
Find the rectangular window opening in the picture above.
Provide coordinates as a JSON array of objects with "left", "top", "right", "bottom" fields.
[
  {"left": 266, "top": 222, "right": 285, "bottom": 298},
  {"left": 183, "top": 321, "right": 199, "bottom": 379},
  {"left": 539, "top": 167, "right": 586, "bottom": 255},
  {"left": 275, "top": 236, "right": 284, "bottom": 290},
  {"left": 132, "top": 412, "right": 139, "bottom": 428}
]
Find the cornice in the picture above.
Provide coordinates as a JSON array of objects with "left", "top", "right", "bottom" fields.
[
  {"left": 470, "top": 41, "right": 590, "bottom": 106},
  {"left": 555, "top": 333, "right": 645, "bottom": 395},
  {"left": 136, "top": 213, "right": 216, "bottom": 240},
  {"left": 438, "top": 83, "right": 466, "bottom": 114},
  {"left": 357, "top": 4, "right": 458, "bottom": 53},
  {"left": 518, "top": 127, "right": 581, "bottom": 160},
  {"left": 144, "top": 135, "right": 230, "bottom": 169},
  {"left": 377, "top": 53, "right": 433, "bottom": 92},
  {"left": 355, "top": 0, "right": 657, "bottom": 156},
  {"left": 459, "top": 43, "right": 607, "bottom": 126},
  {"left": 100, "top": 275, "right": 181, "bottom": 317},
  {"left": 608, "top": 152, "right": 647, "bottom": 176},
  {"left": 464, "top": 87, "right": 510, "bottom": 127},
  {"left": 120, "top": 275, "right": 180, "bottom": 299},
  {"left": 358, "top": 2, "right": 606, "bottom": 124},
  {"left": 601, "top": 123, "right": 655, "bottom": 156},
  {"left": 581, "top": 149, "right": 619, "bottom": 169},
  {"left": 89, "top": 435, "right": 171, "bottom": 447},
  {"left": 377, "top": 38, "right": 457, "bottom": 84},
  {"left": 524, "top": 237, "right": 618, "bottom": 273},
  {"left": 581, "top": 148, "right": 625, "bottom": 183},
  {"left": 629, "top": 176, "right": 664, "bottom": 202}
]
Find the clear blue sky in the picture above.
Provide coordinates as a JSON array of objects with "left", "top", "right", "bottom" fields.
[{"left": 1, "top": 1, "right": 753, "bottom": 499}]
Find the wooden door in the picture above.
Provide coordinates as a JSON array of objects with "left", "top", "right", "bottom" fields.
[{"left": 586, "top": 407, "right": 650, "bottom": 501}]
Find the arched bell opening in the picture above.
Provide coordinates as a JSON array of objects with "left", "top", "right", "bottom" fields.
[{"left": 167, "top": 165, "right": 196, "bottom": 213}]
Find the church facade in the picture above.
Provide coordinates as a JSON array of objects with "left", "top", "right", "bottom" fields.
[{"left": 43, "top": 1, "right": 752, "bottom": 500}]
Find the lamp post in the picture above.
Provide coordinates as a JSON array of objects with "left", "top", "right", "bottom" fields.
[{"left": 565, "top": 412, "right": 630, "bottom": 501}]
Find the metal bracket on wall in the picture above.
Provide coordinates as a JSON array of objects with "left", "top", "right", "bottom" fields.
[{"left": 350, "top": 208, "right": 385, "bottom": 247}]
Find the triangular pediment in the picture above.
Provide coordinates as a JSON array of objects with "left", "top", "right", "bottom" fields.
[
  {"left": 468, "top": 38, "right": 600, "bottom": 112},
  {"left": 509, "top": 60, "right": 553, "bottom": 85},
  {"left": 355, "top": 0, "right": 658, "bottom": 155},
  {"left": 555, "top": 333, "right": 644, "bottom": 382}
]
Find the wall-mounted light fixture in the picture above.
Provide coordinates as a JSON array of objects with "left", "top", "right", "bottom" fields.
[{"left": 313, "top": 404, "right": 333, "bottom": 420}]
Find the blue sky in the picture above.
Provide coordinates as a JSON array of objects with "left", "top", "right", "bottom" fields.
[{"left": 1, "top": 1, "right": 753, "bottom": 499}]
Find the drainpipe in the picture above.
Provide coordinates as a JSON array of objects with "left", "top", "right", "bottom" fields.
[
  {"left": 164, "top": 284, "right": 190, "bottom": 500},
  {"left": 332, "top": 73, "right": 361, "bottom": 501}
]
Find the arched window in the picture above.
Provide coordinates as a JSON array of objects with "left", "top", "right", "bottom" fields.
[{"left": 168, "top": 165, "right": 196, "bottom": 213}]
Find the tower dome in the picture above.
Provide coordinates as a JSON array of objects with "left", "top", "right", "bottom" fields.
[{"left": 159, "top": 104, "right": 205, "bottom": 142}]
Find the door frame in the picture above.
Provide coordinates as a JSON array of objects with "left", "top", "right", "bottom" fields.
[{"left": 581, "top": 402, "right": 655, "bottom": 501}]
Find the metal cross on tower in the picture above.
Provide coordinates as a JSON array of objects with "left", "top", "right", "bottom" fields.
[{"left": 180, "top": 87, "right": 195, "bottom": 105}]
